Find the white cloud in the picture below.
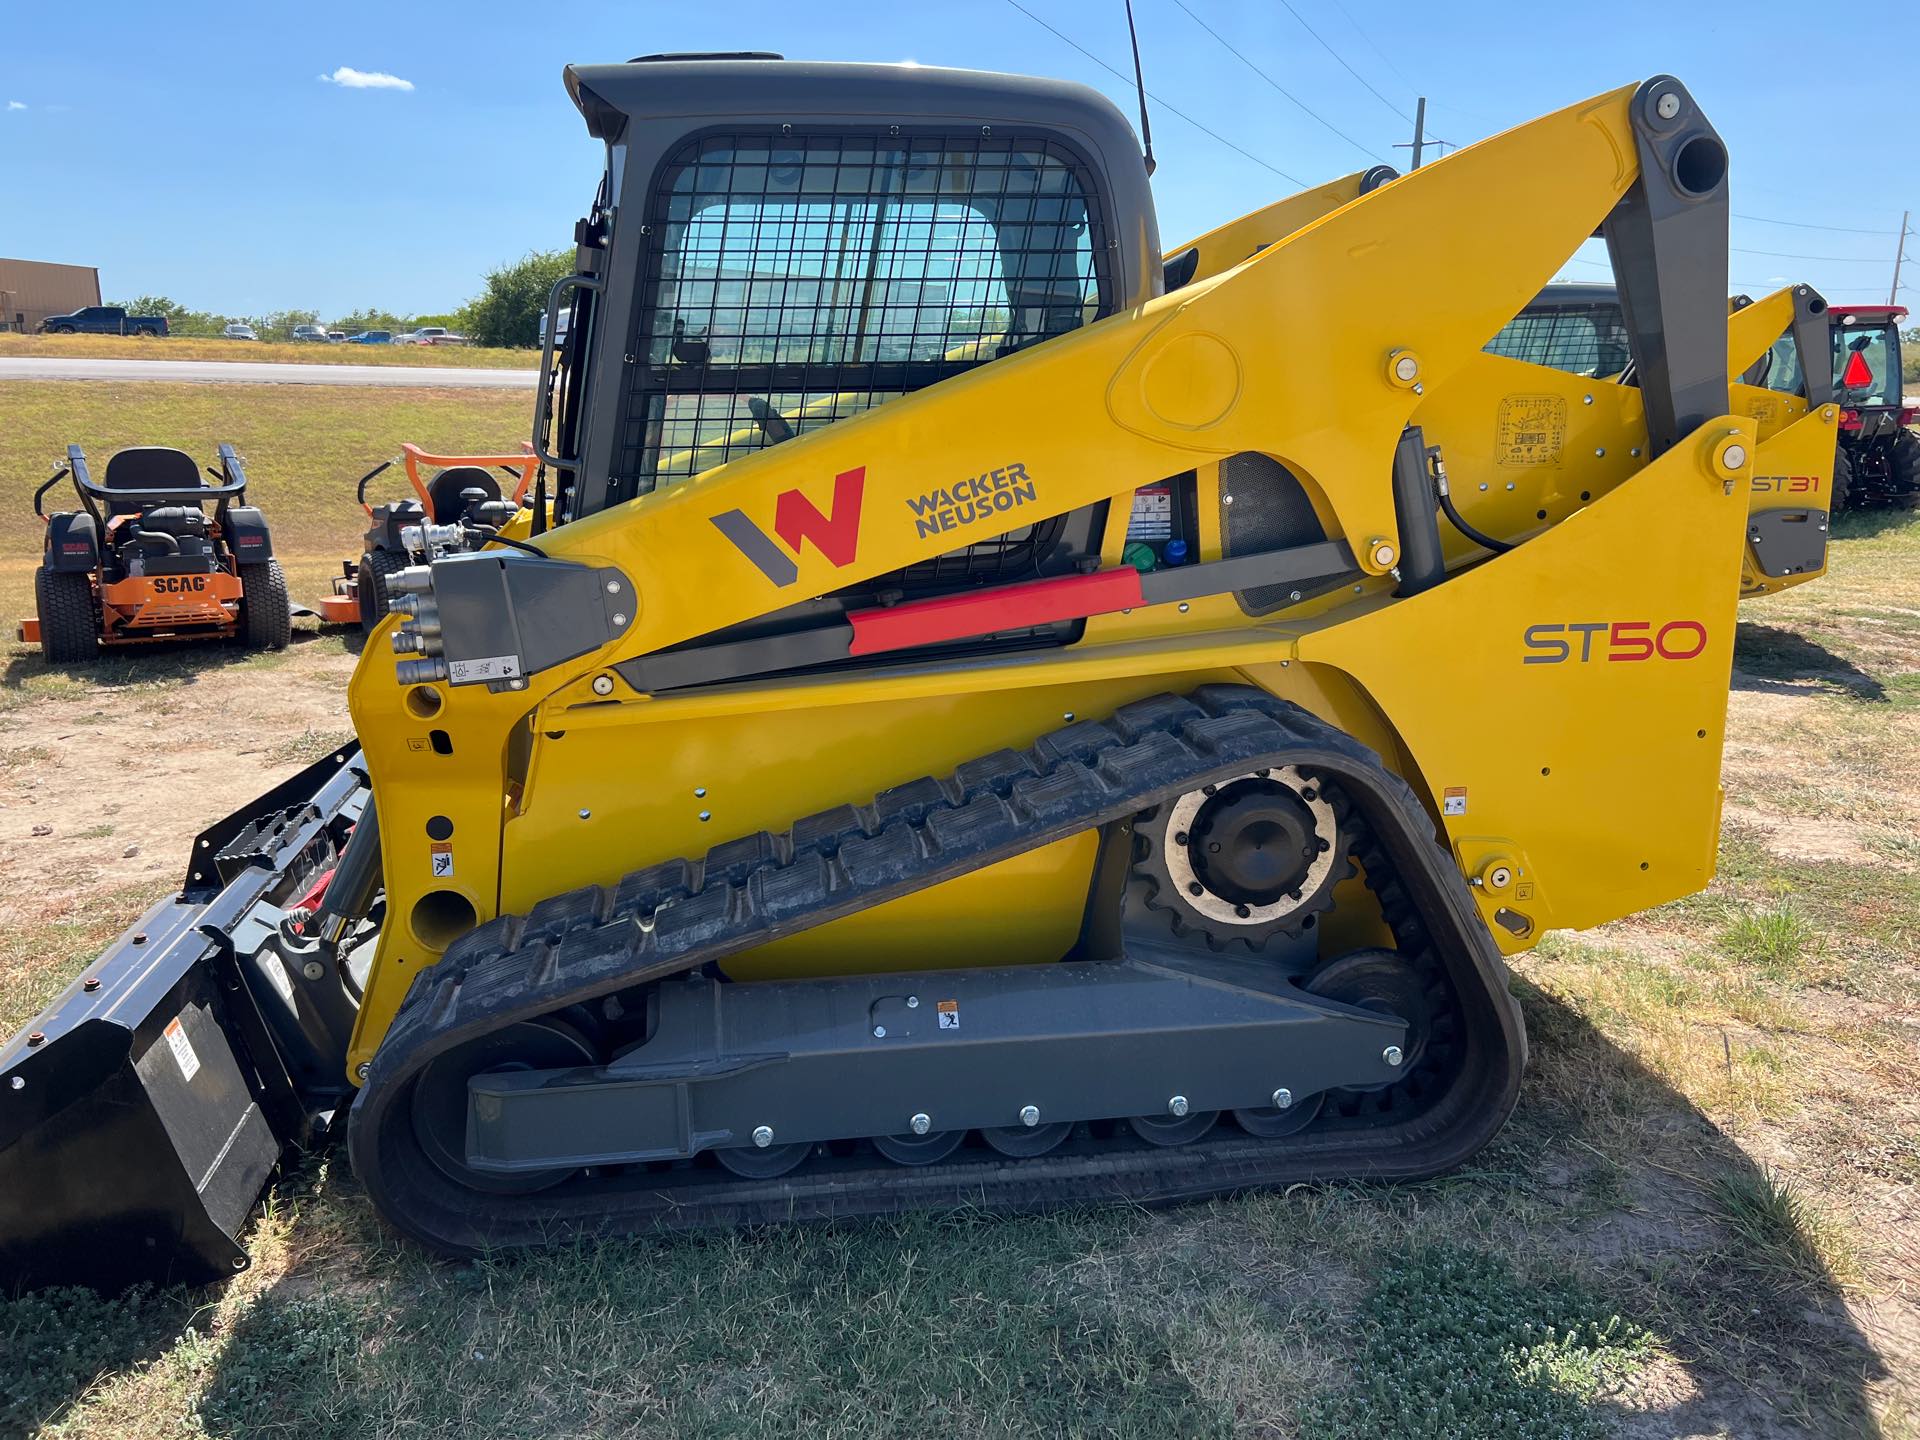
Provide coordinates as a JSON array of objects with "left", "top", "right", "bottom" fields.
[
  {"left": 317, "top": 66, "right": 413, "bottom": 92},
  {"left": 5, "top": 101, "right": 25, "bottom": 111}
]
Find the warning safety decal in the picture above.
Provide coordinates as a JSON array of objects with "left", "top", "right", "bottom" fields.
[
  {"left": 162, "top": 1016, "right": 201, "bottom": 1083},
  {"left": 1495, "top": 395, "right": 1567, "bottom": 468}
]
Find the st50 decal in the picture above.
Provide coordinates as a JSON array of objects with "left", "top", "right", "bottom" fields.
[
  {"left": 712, "top": 467, "right": 866, "bottom": 587},
  {"left": 1523, "top": 620, "right": 1708, "bottom": 664}
]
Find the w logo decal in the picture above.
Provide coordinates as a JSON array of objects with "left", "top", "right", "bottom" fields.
[{"left": 711, "top": 467, "right": 866, "bottom": 587}]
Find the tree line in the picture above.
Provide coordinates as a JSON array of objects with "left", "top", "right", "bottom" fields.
[{"left": 110, "top": 248, "right": 574, "bottom": 348}]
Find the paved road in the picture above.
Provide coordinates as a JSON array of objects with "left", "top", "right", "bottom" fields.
[{"left": 0, "top": 357, "right": 538, "bottom": 388}]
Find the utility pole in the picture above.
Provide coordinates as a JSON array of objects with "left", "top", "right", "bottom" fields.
[
  {"left": 1892, "top": 210, "right": 1912, "bottom": 307},
  {"left": 1393, "top": 98, "right": 1450, "bottom": 170}
]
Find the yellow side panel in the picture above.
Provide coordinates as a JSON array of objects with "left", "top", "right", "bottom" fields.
[
  {"left": 727, "top": 836, "right": 1099, "bottom": 980},
  {"left": 1739, "top": 405, "right": 1840, "bottom": 595},
  {"left": 1299, "top": 417, "right": 1755, "bottom": 942}
]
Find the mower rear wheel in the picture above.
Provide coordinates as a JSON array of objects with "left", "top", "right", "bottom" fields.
[
  {"left": 34, "top": 568, "right": 99, "bottom": 664},
  {"left": 357, "top": 547, "right": 409, "bottom": 632},
  {"left": 238, "top": 560, "right": 291, "bottom": 650}
]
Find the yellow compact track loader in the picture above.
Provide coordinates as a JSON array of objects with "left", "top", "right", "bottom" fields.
[{"left": 0, "top": 55, "right": 1840, "bottom": 1289}]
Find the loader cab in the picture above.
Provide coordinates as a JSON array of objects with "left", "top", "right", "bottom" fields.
[
  {"left": 542, "top": 55, "right": 1160, "bottom": 529},
  {"left": 1487, "top": 284, "right": 1632, "bottom": 378},
  {"left": 1831, "top": 308, "right": 1904, "bottom": 412}
]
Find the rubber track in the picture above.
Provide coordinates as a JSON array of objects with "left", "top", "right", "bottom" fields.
[{"left": 349, "top": 686, "right": 1526, "bottom": 1256}]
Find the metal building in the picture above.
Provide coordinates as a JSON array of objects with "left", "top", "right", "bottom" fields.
[{"left": 0, "top": 257, "right": 101, "bottom": 332}]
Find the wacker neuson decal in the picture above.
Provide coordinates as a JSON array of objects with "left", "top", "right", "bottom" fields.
[{"left": 906, "top": 462, "right": 1037, "bottom": 539}]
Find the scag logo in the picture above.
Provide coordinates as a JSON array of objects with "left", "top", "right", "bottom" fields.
[
  {"left": 1751, "top": 475, "right": 1823, "bottom": 494},
  {"left": 711, "top": 467, "right": 865, "bottom": 587},
  {"left": 1523, "top": 620, "right": 1708, "bottom": 664},
  {"left": 153, "top": 576, "right": 210, "bottom": 594}
]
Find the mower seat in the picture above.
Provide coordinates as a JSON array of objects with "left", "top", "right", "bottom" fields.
[{"left": 101, "top": 448, "right": 204, "bottom": 517}]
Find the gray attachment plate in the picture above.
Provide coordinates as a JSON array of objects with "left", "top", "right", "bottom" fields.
[{"left": 1748, "top": 508, "right": 1828, "bottom": 578}]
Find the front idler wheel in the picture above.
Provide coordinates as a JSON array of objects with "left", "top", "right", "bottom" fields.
[
  {"left": 1305, "top": 948, "right": 1433, "bottom": 1090},
  {"left": 409, "top": 1018, "right": 596, "bottom": 1195}
]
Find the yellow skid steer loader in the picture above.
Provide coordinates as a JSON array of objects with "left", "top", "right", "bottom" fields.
[{"left": 0, "top": 55, "right": 1834, "bottom": 1289}]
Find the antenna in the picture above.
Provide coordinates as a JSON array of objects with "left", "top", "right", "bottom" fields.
[{"left": 1124, "top": 0, "right": 1156, "bottom": 176}]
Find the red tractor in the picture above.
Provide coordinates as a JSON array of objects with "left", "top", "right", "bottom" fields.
[{"left": 1831, "top": 304, "right": 1916, "bottom": 510}]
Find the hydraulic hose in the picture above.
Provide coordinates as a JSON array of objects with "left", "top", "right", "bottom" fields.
[{"left": 1431, "top": 455, "right": 1515, "bottom": 555}]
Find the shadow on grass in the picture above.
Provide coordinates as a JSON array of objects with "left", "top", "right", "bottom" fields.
[
  {"left": 1732, "top": 621, "right": 1886, "bottom": 701},
  {"left": 0, "top": 990, "right": 1889, "bottom": 1438}
]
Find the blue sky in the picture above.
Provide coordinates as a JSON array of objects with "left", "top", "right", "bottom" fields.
[{"left": 0, "top": 0, "right": 1910, "bottom": 318}]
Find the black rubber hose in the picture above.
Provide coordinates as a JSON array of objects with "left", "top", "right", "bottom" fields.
[
  {"left": 1437, "top": 488, "right": 1515, "bottom": 554},
  {"left": 127, "top": 527, "right": 180, "bottom": 555}
]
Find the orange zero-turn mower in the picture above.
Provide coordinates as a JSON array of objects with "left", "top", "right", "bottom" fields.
[
  {"left": 316, "top": 443, "right": 537, "bottom": 631},
  {"left": 20, "top": 444, "right": 291, "bottom": 663}
]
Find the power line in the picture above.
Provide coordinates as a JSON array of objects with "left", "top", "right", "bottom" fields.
[
  {"left": 1732, "top": 245, "right": 1895, "bottom": 263},
  {"left": 1168, "top": 0, "right": 1389, "bottom": 163},
  {"left": 1003, "top": 0, "right": 1307, "bottom": 186},
  {"left": 1271, "top": 0, "right": 1414, "bottom": 123},
  {"left": 1732, "top": 212, "right": 1900, "bottom": 236},
  {"left": 1325, "top": 0, "right": 1416, "bottom": 94}
]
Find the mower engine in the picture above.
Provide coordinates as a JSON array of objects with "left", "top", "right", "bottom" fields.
[{"left": 116, "top": 505, "right": 217, "bottom": 577}]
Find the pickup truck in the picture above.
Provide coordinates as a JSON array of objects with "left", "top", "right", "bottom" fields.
[
  {"left": 37, "top": 306, "right": 168, "bottom": 337},
  {"left": 399, "top": 326, "right": 466, "bottom": 346}
]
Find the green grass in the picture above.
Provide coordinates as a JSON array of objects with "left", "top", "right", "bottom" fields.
[
  {"left": 1, "top": 381, "right": 534, "bottom": 631},
  {"left": 1298, "top": 1247, "right": 1652, "bottom": 1439},
  {"left": 1715, "top": 900, "right": 1817, "bottom": 977},
  {"left": 0, "top": 332, "right": 537, "bottom": 369},
  {"left": 1707, "top": 1168, "right": 1863, "bottom": 1295}
]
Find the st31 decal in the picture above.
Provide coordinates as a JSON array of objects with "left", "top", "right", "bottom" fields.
[
  {"left": 1750, "top": 474, "right": 1824, "bottom": 494},
  {"left": 712, "top": 467, "right": 866, "bottom": 587},
  {"left": 1523, "top": 620, "right": 1708, "bottom": 664}
]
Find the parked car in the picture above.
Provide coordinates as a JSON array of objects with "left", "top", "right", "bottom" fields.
[
  {"left": 290, "top": 324, "right": 331, "bottom": 343},
  {"left": 348, "top": 330, "right": 393, "bottom": 345},
  {"left": 37, "top": 306, "right": 167, "bottom": 338},
  {"left": 400, "top": 326, "right": 466, "bottom": 346},
  {"left": 538, "top": 308, "right": 571, "bottom": 348},
  {"left": 222, "top": 323, "right": 258, "bottom": 341},
  {"left": 327, "top": 331, "right": 348, "bottom": 342}
]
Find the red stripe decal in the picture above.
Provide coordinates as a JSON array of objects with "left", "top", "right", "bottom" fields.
[{"left": 846, "top": 568, "right": 1146, "bottom": 657}]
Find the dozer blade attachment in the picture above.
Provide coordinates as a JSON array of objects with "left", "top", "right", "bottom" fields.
[{"left": 0, "top": 749, "right": 367, "bottom": 1292}]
